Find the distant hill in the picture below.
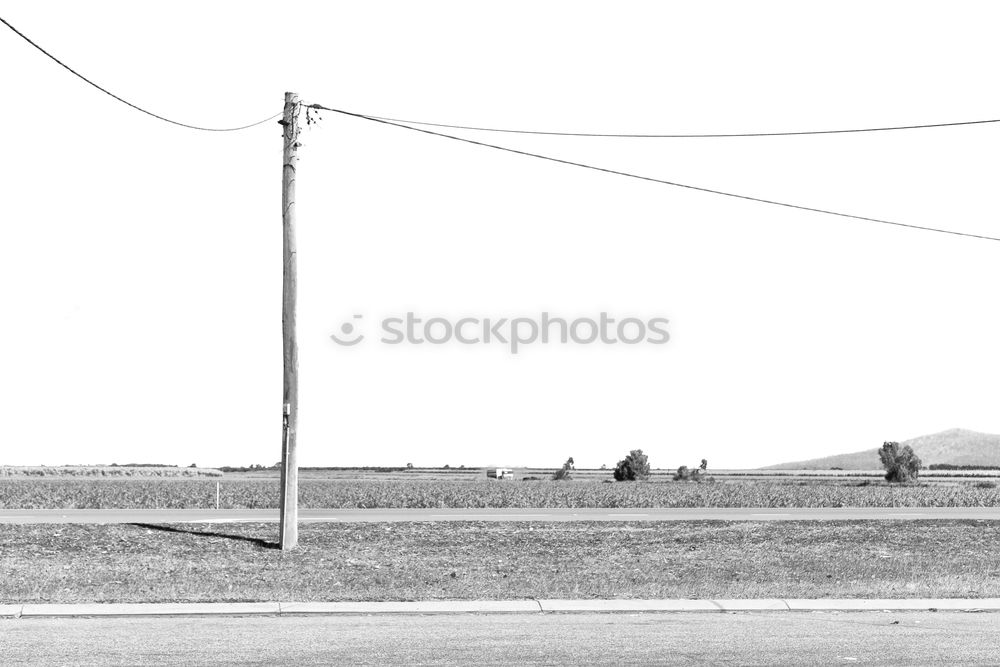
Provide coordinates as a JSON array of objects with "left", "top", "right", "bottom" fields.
[{"left": 763, "top": 428, "right": 1000, "bottom": 470}]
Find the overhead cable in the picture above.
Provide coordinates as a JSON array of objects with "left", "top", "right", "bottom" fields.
[
  {"left": 356, "top": 110, "right": 1000, "bottom": 138},
  {"left": 1, "top": 15, "right": 280, "bottom": 132},
  {"left": 312, "top": 104, "right": 1000, "bottom": 243}
]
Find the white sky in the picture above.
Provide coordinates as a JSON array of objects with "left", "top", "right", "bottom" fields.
[{"left": 2, "top": 1, "right": 999, "bottom": 469}]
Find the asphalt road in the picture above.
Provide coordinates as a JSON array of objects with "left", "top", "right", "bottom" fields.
[
  {"left": 3, "top": 507, "right": 1000, "bottom": 523},
  {"left": 2, "top": 612, "right": 999, "bottom": 665}
]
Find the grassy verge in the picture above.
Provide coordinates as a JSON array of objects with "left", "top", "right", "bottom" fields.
[{"left": 2, "top": 521, "right": 999, "bottom": 603}]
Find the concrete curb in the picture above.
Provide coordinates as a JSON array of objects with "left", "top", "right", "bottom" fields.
[
  {"left": 540, "top": 599, "right": 721, "bottom": 612},
  {"left": 0, "top": 605, "right": 23, "bottom": 619},
  {"left": 18, "top": 603, "right": 281, "bottom": 618},
  {"left": 280, "top": 601, "right": 540, "bottom": 614},
  {"left": 4, "top": 599, "right": 1000, "bottom": 618},
  {"left": 783, "top": 598, "right": 1000, "bottom": 611}
]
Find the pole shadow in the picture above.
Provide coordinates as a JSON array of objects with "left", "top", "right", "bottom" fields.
[{"left": 129, "top": 523, "right": 280, "bottom": 550}]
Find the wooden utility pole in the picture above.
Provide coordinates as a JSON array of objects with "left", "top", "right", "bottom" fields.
[{"left": 279, "top": 92, "right": 300, "bottom": 550}]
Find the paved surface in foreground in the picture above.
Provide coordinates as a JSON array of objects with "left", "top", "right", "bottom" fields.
[
  {"left": 4, "top": 507, "right": 1000, "bottom": 524},
  {"left": 3, "top": 613, "right": 999, "bottom": 665}
]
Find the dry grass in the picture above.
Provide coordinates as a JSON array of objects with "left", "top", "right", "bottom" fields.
[{"left": 2, "top": 521, "right": 1000, "bottom": 603}]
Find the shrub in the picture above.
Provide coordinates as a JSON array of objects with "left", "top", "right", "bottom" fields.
[
  {"left": 673, "top": 458, "right": 709, "bottom": 482},
  {"left": 674, "top": 463, "right": 709, "bottom": 482},
  {"left": 552, "top": 457, "right": 575, "bottom": 481},
  {"left": 613, "top": 449, "right": 650, "bottom": 481},
  {"left": 878, "top": 441, "right": 922, "bottom": 483}
]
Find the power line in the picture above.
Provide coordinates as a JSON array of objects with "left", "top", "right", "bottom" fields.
[
  {"left": 5, "top": 12, "right": 997, "bottom": 141},
  {"left": 358, "top": 110, "right": 1000, "bottom": 138},
  {"left": 0, "top": 15, "right": 280, "bottom": 132},
  {"left": 4, "top": 13, "right": 995, "bottom": 242},
  {"left": 311, "top": 104, "right": 1000, "bottom": 243}
]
